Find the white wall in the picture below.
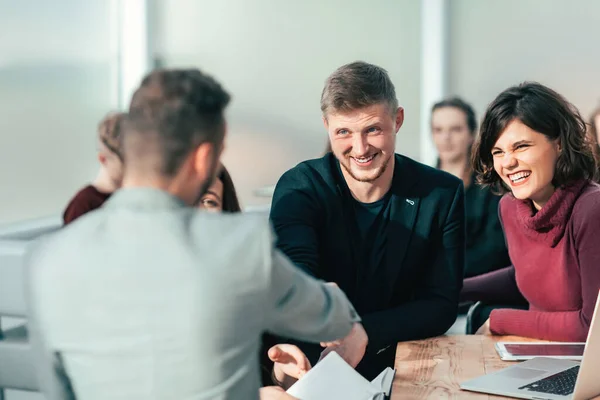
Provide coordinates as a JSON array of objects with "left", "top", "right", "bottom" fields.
[
  {"left": 449, "top": 0, "right": 600, "bottom": 123},
  {"left": 154, "top": 0, "right": 422, "bottom": 208},
  {"left": 0, "top": 0, "right": 116, "bottom": 224},
  {"left": 4, "top": 1, "right": 598, "bottom": 223}
]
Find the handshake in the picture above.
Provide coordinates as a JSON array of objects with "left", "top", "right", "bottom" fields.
[{"left": 260, "top": 321, "right": 368, "bottom": 399}]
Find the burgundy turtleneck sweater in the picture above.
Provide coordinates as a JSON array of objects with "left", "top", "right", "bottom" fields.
[
  {"left": 63, "top": 185, "right": 112, "bottom": 225},
  {"left": 462, "top": 180, "right": 600, "bottom": 341}
]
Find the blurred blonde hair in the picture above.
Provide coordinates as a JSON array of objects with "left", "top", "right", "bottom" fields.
[{"left": 98, "top": 111, "right": 126, "bottom": 159}]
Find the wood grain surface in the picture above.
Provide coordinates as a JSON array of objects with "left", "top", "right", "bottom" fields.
[{"left": 391, "top": 335, "right": 598, "bottom": 399}]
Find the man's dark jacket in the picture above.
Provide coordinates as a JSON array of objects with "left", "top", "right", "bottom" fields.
[{"left": 269, "top": 153, "right": 465, "bottom": 379}]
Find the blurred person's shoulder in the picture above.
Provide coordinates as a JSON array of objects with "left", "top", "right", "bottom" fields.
[
  {"left": 188, "top": 211, "right": 276, "bottom": 289},
  {"left": 277, "top": 154, "right": 335, "bottom": 189},
  {"left": 62, "top": 185, "right": 111, "bottom": 224},
  {"left": 64, "top": 185, "right": 111, "bottom": 210},
  {"left": 394, "top": 155, "right": 462, "bottom": 211},
  {"left": 28, "top": 208, "right": 108, "bottom": 270},
  {"left": 190, "top": 210, "right": 273, "bottom": 247},
  {"left": 397, "top": 154, "right": 461, "bottom": 190}
]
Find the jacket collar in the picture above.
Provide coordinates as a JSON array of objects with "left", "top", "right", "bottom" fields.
[{"left": 104, "top": 187, "right": 187, "bottom": 211}]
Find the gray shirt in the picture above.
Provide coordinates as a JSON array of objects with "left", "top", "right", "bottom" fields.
[{"left": 25, "top": 188, "right": 359, "bottom": 399}]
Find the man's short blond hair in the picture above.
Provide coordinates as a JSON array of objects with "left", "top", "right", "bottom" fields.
[{"left": 320, "top": 61, "right": 398, "bottom": 117}]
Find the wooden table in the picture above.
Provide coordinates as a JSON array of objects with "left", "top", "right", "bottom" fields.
[{"left": 391, "top": 335, "right": 599, "bottom": 399}]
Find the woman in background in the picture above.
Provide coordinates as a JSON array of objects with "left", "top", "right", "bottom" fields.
[
  {"left": 197, "top": 164, "right": 242, "bottom": 212},
  {"left": 589, "top": 105, "right": 600, "bottom": 145},
  {"left": 588, "top": 105, "right": 600, "bottom": 167},
  {"left": 63, "top": 112, "right": 126, "bottom": 224},
  {"left": 431, "top": 98, "right": 509, "bottom": 278},
  {"left": 463, "top": 82, "right": 600, "bottom": 341}
]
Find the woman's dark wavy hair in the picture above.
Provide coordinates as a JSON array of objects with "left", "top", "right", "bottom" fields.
[
  {"left": 472, "top": 82, "right": 598, "bottom": 195},
  {"left": 218, "top": 165, "right": 241, "bottom": 213}
]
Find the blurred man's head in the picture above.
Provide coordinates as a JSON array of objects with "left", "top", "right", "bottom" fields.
[
  {"left": 321, "top": 61, "right": 403, "bottom": 186},
  {"left": 97, "top": 111, "right": 126, "bottom": 188},
  {"left": 122, "top": 68, "right": 230, "bottom": 206}
]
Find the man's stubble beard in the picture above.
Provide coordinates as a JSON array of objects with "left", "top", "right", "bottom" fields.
[{"left": 338, "top": 152, "right": 393, "bottom": 183}]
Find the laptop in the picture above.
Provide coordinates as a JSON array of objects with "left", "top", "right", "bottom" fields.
[{"left": 460, "top": 291, "right": 600, "bottom": 400}]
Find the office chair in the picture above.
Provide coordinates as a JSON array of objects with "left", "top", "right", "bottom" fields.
[{"left": 0, "top": 240, "right": 38, "bottom": 399}]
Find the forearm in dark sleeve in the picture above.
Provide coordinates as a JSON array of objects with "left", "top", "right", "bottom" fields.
[
  {"left": 361, "top": 294, "right": 458, "bottom": 351},
  {"left": 269, "top": 174, "right": 322, "bottom": 277},
  {"left": 465, "top": 225, "right": 510, "bottom": 277},
  {"left": 460, "top": 266, "right": 526, "bottom": 305}
]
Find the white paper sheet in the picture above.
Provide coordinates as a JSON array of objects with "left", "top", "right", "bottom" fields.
[{"left": 286, "top": 351, "right": 395, "bottom": 400}]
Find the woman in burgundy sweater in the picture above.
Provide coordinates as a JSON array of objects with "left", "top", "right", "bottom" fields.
[
  {"left": 63, "top": 112, "right": 126, "bottom": 224},
  {"left": 463, "top": 82, "right": 600, "bottom": 342}
]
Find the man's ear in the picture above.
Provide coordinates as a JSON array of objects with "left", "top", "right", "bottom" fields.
[
  {"left": 192, "top": 142, "right": 214, "bottom": 180},
  {"left": 322, "top": 116, "right": 329, "bottom": 130},
  {"left": 98, "top": 152, "right": 107, "bottom": 165},
  {"left": 394, "top": 107, "right": 405, "bottom": 134}
]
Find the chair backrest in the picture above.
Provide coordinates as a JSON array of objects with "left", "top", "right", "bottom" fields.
[
  {"left": 0, "top": 326, "right": 36, "bottom": 391},
  {"left": 0, "top": 240, "right": 38, "bottom": 393},
  {"left": 0, "top": 240, "right": 28, "bottom": 317}
]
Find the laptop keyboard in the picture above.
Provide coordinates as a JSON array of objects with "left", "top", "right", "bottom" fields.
[{"left": 519, "top": 365, "right": 580, "bottom": 396}]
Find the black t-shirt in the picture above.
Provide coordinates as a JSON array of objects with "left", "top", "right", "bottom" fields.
[
  {"left": 352, "top": 193, "right": 390, "bottom": 238},
  {"left": 351, "top": 191, "right": 392, "bottom": 283}
]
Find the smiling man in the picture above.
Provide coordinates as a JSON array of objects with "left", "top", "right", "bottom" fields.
[{"left": 269, "top": 61, "right": 466, "bottom": 379}]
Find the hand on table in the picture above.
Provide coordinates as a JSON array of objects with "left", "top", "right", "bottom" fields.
[{"left": 319, "top": 322, "right": 368, "bottom": 368}]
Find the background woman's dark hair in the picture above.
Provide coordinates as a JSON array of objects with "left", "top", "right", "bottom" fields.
[
  {"left": 219, "top": 165, "right": 241, "bottom": 213},
  {"left": 431, "top": 97, "right": 478, "bottom": 134},
  {"left": 472, "top": 82, "right": 598, "bottom": 195}
]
